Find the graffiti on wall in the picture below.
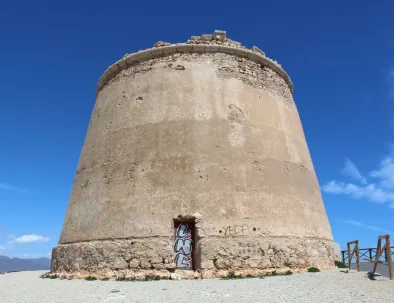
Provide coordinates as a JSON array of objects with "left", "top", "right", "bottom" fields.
[
  {"left": 173, "top": 223, "right": 193, "bottom": 269},
  {"left": 222, "top": 224, "right": 250, "bottom": 236}
]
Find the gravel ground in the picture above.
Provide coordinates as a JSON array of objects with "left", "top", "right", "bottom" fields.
[{"left": 0, "top": 269, "right": 393, "bottom": 303}]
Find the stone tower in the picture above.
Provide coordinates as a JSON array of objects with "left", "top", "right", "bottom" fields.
[{"left": 51, "top": 30, "right": 337, "bottom": 279}]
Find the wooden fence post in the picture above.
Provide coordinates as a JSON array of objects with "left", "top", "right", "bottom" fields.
[
  {"left": 346, "top": 240, "right": 360, "bottom": 271},
  {"left": 386, "top": 235, "right": 393, "bottom": 280},
  {"left": 356, "top": 241, "right": 360, "bottom": 272}
]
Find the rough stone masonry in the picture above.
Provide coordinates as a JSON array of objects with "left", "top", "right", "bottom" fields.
[{"left": 51, "top": 30, "right": 339, "bottom": 280}]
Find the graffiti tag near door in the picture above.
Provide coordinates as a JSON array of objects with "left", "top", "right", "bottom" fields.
[{"left": 174, "top": 223, "right": 193, "bottom": 269}]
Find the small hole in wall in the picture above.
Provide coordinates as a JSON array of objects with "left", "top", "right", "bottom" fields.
[
  {"left": 219, "top": 230, "right": 222, "bottom": 233},
  {"left": 253, "top": 227, "right": 256, "bottom": 231},
  {"left": 136, "top": 96, "right": 143, "bottom": 101}
]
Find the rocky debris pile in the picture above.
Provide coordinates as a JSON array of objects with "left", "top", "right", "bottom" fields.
[
  {"left": 153, "top": 41, "right": 171, "bottom": 48},
  {"left": 185, "top": 32, "right": 246, "bottom": 49},
  {"left": 151, "top": 30, "right": 266, "bottom": 57}
]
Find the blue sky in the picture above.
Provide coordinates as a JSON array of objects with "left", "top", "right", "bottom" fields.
[{"left": 1, "top": 0, "right": 393, "bottom": 258}]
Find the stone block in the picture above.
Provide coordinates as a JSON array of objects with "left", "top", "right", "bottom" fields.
[
  {"left": 129, "top": 258, "right": 140, "bottom": 268},
  {"left": 151, "top": 257, "right": 163, "bottom": 264},
  {"left": 232, "top": 259, "right": 243, "bottom": 268},
  {"left": 162, "top": 45, "right": 177, "bottom": 55},
  {"left": 205, "top": 45, "right": 219, "bottom": 53},
  {"left": 113, "top": 258, "right": 128, "bottom": 269},
  {"left": 214, "top": 258, "right": 231, "bottom": 269},
  {"left": 140, "top": 260, "right": 152, "bottom": 269},
  {"left": 116, "top": 59, "right": 128, "bottom": 70},
  {"left": 164, "top": 262, "right": 176, "bottom": 269},
  {"left": 219, "top": 45, "right": 237, "bottom": 55},
  {"left": 135, "top": 272, "right": 146, "bottom": 280},
  {"left": 260, "top": 258, "right": 272, "bottom": 268},
  {"left": 177, "top": 270, "right": 199, "bottom": 280},
  {"left": 246, "top": 50, "right": 262, "bottom": 63},
  {"left": 137, "top": 50, "right": 153, "bottom": 62},
  {"left": 192, "top": 44, "right": 205, "bottom": 53},
  {"left": 124, "top": 53, "right": 141, "bottom": 66},
  {"left": 216, "top": 270, "right": 229, "bottom": 278},
  {"left": 106, "top": 63, "right": 120, "bottom": 77},
  {"left": 155, "top": 270, "right": 171, "bottom": 279},
  {"left": 201, "top": 270, "right": 215, "bottom": 279},
  {"left": 176, "top": 44, "right": 193, "bottom": 53},
  {"left": 246, "top": 258, "right": 261, "bottom": 268},
  {"left": 170, "top": 273, "right": 181, "bottom": 280},
  {"left": 152, "top": 263, "right": 164, "bottom": 269},
  {"left": 151, "top": 47, "right": 163, "bottom": 58},
  {"left": 235, "top": 49, "right": 248, "bottom": 58},
  {"left": 200, "top": 260, "right": 215, "bottom": 269}
]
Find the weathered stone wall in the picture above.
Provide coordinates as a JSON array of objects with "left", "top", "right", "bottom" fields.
[
  {"left": 52, "top": 237, "right": 336, "bottom": 280},
  {"left": 52, "top": 31, "right": 336, "bottom": 279}
]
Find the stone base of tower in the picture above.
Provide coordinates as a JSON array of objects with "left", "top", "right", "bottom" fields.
[{"left": 50, "top": 237, "right": 337, "bottom": 280}]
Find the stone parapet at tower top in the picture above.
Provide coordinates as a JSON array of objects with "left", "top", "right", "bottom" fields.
[
  {"left": 51, "top": 30, "right": 337, "bottom": 280},
  {"left": 96, "top": 30, "right": 292, "bottom": 95}
]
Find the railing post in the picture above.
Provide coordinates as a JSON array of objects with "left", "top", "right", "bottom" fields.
[
  {"left": 356, "top": 241, "right": 360, "bottom": 272},
  {"left": 384, "top": 246, "right": 388, "bottom": 263},
  {"left": 386, "top": 235, "right": 393, "bottom": 280},
  {"left": 342, "top": 251, "right": 345, "bottom": 264},
  {"left": 369, "top": 248, "right": 372, "bottom": 260}
]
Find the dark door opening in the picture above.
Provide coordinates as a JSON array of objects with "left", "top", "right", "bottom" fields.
[{"left": 173, "top": 220, "right": 195, "bottom": 270}]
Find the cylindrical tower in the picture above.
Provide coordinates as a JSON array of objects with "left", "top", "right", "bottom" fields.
[{"left": 51, "top": 30, "right": 337, "bottom": 279}]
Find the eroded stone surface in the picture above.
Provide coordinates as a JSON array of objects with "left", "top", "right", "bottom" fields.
[
  {"left": 107, "top": 52, "right": 293, "bottom": 104},
  {"left": 51, "top": 237, "right": 337, "bottom": 279}
]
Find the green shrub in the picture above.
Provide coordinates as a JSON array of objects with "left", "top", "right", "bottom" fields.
[
  {"left": 101, "top": 278, "right": 110, "bottom": 281},
  {"left": 284, "top": 270, "right": 293, "bottom": 275},
  {"left": 334, "top": 260, "right": 348, "bottom": 268},
  {"left": 307, "top": 267, "right": 320, "bottom": 273},
  {"left": 40, "top": 273, "right": 58, "bottom": 279},
  {"left": 85, "top": 276, "right": 97, "bottom": 281},
  {"left": 221, "top": 272, "right": 256, "bottom": 280}
]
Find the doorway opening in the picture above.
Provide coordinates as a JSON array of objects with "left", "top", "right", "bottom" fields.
[{"left": 173, "top": 218, "right": 196, "bottom": 270}]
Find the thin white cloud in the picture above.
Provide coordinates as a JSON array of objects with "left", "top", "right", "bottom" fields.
[
  {"left": 7, "top": 234, "right": 15, "bottom": 239},
  {"left": 342, "top": 220, "right": 391, "bottom": 234},
  {"left": 0, "top": 244, "right": 13, "bottom": 251},
  {"left": 0, "top": 183, "right": 28, "bottom": 193},
  {"left": 322, "top": 155, "right": 394, "bottom": 209},
  {"left": 341, "top": 158, "right": 367, "bottom": 184},
  {"left": 322, "top": 181, "right": 394, "bottom": 204},
  {"left": 369, "top": 156, "right": 394, "bottom": 189},
  {"left": 8, "top": 234, "right": 50, "bottom": 244}
]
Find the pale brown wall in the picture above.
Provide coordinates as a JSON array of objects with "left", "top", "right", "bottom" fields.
[{"left": 59, "top": 51, "right": 333, "bottom": 245}]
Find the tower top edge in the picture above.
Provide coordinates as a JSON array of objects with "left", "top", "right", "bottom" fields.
[{"left": 96, "top": 30, "right": 293, "bottom": 94}]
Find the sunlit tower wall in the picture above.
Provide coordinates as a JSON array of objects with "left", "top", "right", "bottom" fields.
[{"left": 51, "top": 30, "right": 337, "bottom": 279}]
